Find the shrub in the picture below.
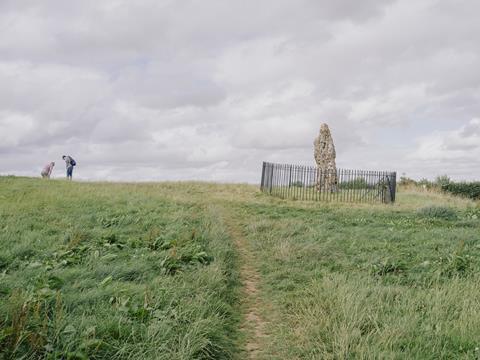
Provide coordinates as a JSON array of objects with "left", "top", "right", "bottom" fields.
[
  {"left": 399, "top": 176, "right": 416, "bottom": 186},
  {"left": 417, "top": 206, "right": 458, "bottom": 220},
  {"left": 417, "top": 178, "right": 435, "bottom": 190},
  {"left": 290, "top": 181, "right": 304, "bottom": 188},
  {"left": 442, "top": 182, "right": 480, "bottom": 200},
  {"left": 435, "top": 175, "right": 451, "bottom": 187},
  {"left": 338, "top": 178, "right": 369, "bottom": 189}
]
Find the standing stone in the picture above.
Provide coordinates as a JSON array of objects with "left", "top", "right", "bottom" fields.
[{"left": 314, "top": 123, "right": 338, "bottom": 192}]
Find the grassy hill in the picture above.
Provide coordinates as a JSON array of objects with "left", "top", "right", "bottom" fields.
[{"left": 1, "top": 177, "right": 480, "bottom": 359}]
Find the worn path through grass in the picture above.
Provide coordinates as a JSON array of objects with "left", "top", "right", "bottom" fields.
[{"left": 221, "top": 207, "right": 268, "bottom": 359}]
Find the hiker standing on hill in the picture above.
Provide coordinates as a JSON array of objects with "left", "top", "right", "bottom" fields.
[
  {"left": 62, "top": 155, "right": 76, "bottom": 180},
  {"left": 41, "top": 162, "right": 55, "bottom": 178}
]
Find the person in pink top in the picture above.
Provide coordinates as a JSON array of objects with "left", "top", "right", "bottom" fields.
[{"left": 41, "top": 162, "right": 55, "bottom": 178}]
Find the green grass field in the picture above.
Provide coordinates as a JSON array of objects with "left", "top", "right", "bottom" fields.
[{"left": 1, "top": 176, "right": 480, "bottom": 359}]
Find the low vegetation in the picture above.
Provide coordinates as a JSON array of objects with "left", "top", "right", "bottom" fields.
[
  {"left": 442, "top": 182, "right": 480, "bottom": 200},
  {"left": 240, "top": 190, "right": 480, "bottom": 358},
  {"left": 400, "top": 174, "right": 480, "bottom": 200},
  {"left": 0, "top": 177, "right": 240, "bottom": 359},
  {"left": 1, "top": 176, "right": 480, "bottom": 359}
]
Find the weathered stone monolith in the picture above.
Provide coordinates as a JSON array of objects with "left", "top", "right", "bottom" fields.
[{"left": 314, "top": 123, "right": 338, "bottom": 192}]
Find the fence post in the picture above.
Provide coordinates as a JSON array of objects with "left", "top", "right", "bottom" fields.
[
  {"left": 260, "top": 162, "right": 266, "bottom": 191},
  {"left": 391, "top": 172, "right": 397, "bottom": 203},
  {"left": 382, "top": 172, "right": 396, "bottom": 204}
]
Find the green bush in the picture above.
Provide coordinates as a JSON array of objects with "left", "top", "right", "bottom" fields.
[
  {"left": 417, "top": 206, "right": 458, "bottom": 220},
  {"left": 435, "top": 175, "right": 451, "bottom": 187},
  {"left": 399, "top": 176, "right": 416, "bottom": 186},
  {"left": 338, "top": 178, "right": 369, "bottom": 189},
  {"left": 442, "top": 182, "right": 480, "bottom": 200},
  {"left": 290, "top": 181, "right": 304, "bottom": 188}
]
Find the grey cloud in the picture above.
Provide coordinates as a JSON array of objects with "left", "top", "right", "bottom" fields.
[{"left": 1, "top": 0, "right": 480, "bottom": 182}]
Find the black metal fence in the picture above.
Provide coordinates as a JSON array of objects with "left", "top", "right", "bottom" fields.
[{"left": 260, "top": 162, "right": 397, "bottom": 204}]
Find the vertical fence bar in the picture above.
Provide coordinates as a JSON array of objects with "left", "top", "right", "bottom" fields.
[
  {"left": 293, "top": 165, "right": 297, "bottom": 199},
  {"left": 276, "top": 163, "right": 280, "bottom": 196},
  {"left": 371, "top": 171, "right": 375, "bottom": 203},
  {"left": 312, "top": 167, "right": 314, "bottom": 201},
  {"left": 372, "top": 171, "right": 375, "bottom": 203},
  {"left": 271, "top": 163, "right": 275, "bottom": 196},
  {"left": 307, "top": 167, "right": 311, "bottom": 201},
  {"left": 381, "top": 171, "right": 384, "bottom": 203},
  {"left": 377, "top": 171, "right": 380, "bottom": 203},
  {"left": 278, "top": 164, "right": 282, "bottom": 197},
  {"left": 328, "top": 169, "right": 332, "bottom": 202},
  {"left": 260, "top": 162, "right": 265, "bottom": 192},
  {"left": 310, "top": 168, "right": 315, "bottom": 200},
  {"left": 302, "top": 166, "right": 306, "bottom": 200},
  {"left": 272, "top": 163, "right": 275, "bottom": 195},
  {"left": 354, "top": 169, "right": 358, "bottom": 203},
  {"left": 285, "top": 164, "right": 289, "bottom": 198},
  {"left": 269, "top": 164, "right": 273, "bottom": 194},
  {"left": 347, "top": 169, "right": 350, "bottom": 202},
  {"left": 296, "top": 165, "right": 299, "bottom": 200},
  {"left": 264, "top": 163, "right": 269, "bottom": 193},
  {"left": 338, "top": 169, "right": 342, "bottom": 202},
  {"left": 276, "top": 164, "right": 280, "bottom": 197},
  {"left": 289, "top": 165, "right": 292, "bottom": 199},
  {"left": 299, "top": 165, "right": 302, "bottom": 200},
  {"left": 365, "top": 171, "right": 372, "bottom": 203},
  {"left": 292, "top": 165, "right": 295, "bottom": 199},
  {"left": 350, "top": 169, "right": 354, "bottom": 203},
  {"left": 344, "top": 169, "right": 347, "bottom": 202},
  {"left": 285, "top": 164, "right": 288, "bottom": 198},
  {"left": 295, "top": 165, "right": 299, "bottom": 200},
  {"left": 362, "top": 170, "right": 366, "bottom": 203},
  {"left": 291, "top": 164, "right": 294, "bottom": 199},
  {"left": 355, "top": 169, "right": 359, "bottom": 203},
  {"left": 362, "top": 171, "right": 366, "bottom": 203},
  {"left": 300, "top": 166, "right": 304, "bottom": 200},
  {"left": 321, "top": 168, "right": 324, "bottom": 202},
  {"left": 272, "top": 163, "right": 276, "bottom": 195},
  {"left": 392, "top": 172, "right": 397, "bottom": 203}
]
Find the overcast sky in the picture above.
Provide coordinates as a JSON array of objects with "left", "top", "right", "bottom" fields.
[{"left": 1, "top": 0, "right": 479, "bottom": 182}]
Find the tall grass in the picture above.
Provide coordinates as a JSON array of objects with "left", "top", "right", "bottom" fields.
[
  {"left": 0, "top": 177, "right": 241, "bottom": 359},
  {"left": 1, "top": 176, "right": 480, "bottom": 359},
  {"left": 240, "top": 190, "right": 480, "bottom": 358}
]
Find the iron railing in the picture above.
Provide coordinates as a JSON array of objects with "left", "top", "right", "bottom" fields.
[{"left": 260, "top": 162, "right": 396, "bottom": 204}]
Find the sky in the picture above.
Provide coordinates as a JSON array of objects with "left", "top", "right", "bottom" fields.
[{"left": 1, "top": 0, "right": 479, "bottom": 183}]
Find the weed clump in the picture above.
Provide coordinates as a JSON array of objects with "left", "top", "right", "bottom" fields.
[
  {"left": 416, "top": 205, "right": 458, "bottom": 220},
  {"left": 435, "top": 241, "right": 472, "bottom": 278},
  {"left": 370, "top": 259, "right": 407, "bottom": 276}
]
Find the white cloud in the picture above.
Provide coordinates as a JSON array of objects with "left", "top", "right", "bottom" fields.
[
  {"left": 407, "top": 118, "right": 480, "bottom": 180},
  {"left": 0, "top": 111, "right": 36, "bottom": 147}
]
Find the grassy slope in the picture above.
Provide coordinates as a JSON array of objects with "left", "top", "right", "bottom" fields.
[
  {"left": 240, "top": 189, "right": 480, "bottom": 359},
  {"left": 0, "top": 177, "right": 241, "bottom": 359},
  {"left": 1, "top": 177, "right": 480, "bottom": 359}
]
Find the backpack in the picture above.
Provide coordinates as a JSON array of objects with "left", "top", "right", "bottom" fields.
[{"left": 70, "top": 157, "right": 77, "bottom": 166}]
